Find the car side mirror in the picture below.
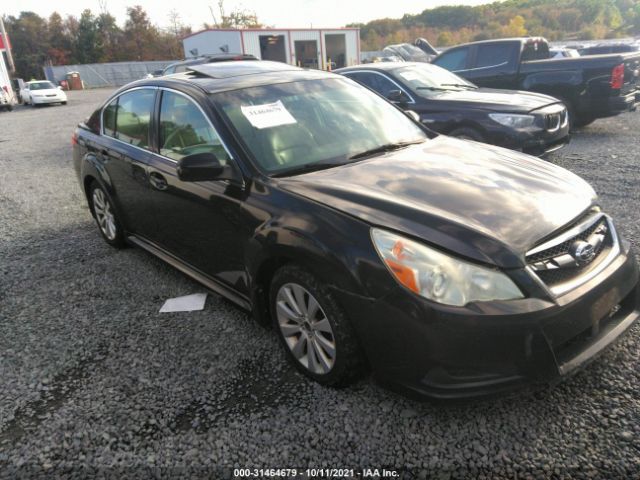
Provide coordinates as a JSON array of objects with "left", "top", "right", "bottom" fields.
[
  {"left": 387, "top": 89, "right": 406, "bottom": 103},
  {"left": 177, "top": 152, "right": 233, "bottom": 182},
  {"left": 58, "top": 86, "right": 63, "bottom": 90},
  {"left": 405, "top": 110, "right": 421, "bottom": 123}
]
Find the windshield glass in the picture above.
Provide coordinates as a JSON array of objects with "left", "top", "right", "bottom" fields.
[
  {"left": 29, "top": 81, "right": 56, "bottom": 90},
  {"left": 212, "top": 78, "right": 427, "bottom": 175},
  {"left": 394, "top": 64, "right": 476, "bottom": 96}
]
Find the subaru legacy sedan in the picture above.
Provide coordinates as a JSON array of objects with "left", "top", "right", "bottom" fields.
[{"left": 73, "top": 61, "right": 639, "bottom": 398}]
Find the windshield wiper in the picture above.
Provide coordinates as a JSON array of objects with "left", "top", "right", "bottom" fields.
[
  {"left": 271, "top": 161, "right": 348, "bottom": 178},
  {"left": 440, "top": 83, "right": 477, "bottom": 89},
  {"left": 348, "top": 140, "right": 425, "bottom": 160},
  {"left": 415, "top": 86, "right": 451, "bottom": 92}
]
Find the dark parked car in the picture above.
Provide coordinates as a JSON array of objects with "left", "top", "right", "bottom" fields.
[
  {"left": 383, "top": 43, "right": 433, "bottom": 63},
  {"left": 432, "top": 37, "right": 640, "bottom": 127},
  {"left": 336, "top": 62, "right": 569, "bottom": 156},
  {"left": 159, "top": 53, "right": 258, "bottom": 76},
  {"left": 73, "top": 61, "right": 639, "bottom": 398}
]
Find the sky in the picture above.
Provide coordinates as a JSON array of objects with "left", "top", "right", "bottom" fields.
[{"left": 4, "top": 0, "right": 491, "bottom": 30}]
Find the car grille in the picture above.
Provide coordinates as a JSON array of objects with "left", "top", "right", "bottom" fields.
[
  {"left": 526, "top": 213, "right": 619, "bottom": 294},
  {"left": 46, "top": 94, "right": 57, "bottom": 97}
]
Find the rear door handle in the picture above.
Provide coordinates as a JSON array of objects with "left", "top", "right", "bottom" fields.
[{"left": 149, "top": 172, "right": 168, "bottom": 191}]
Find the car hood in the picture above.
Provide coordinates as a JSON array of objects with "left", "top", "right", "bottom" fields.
[
  {"left": 278, "top": 137, "right": 596, "bottom": 268},
  {"left": 423, "top": 88, "right": 560, "bottom": 113}
]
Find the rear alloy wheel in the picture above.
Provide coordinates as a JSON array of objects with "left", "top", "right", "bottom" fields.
[
  {"left": 270, "top": 265, "right": 365, "bottom": 386},
  {"left": 90, "top": 183, "right": 125, "bottom": 248}
]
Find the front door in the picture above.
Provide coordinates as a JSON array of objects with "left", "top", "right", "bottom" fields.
[{"left": 145, "top": 89, "right": 251, "bottom": 293}]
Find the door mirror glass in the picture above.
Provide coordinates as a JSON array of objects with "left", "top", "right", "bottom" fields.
[
  {"left": 177, "top": 152, "right": 227, "bottom": 182},
  {"left": 387, "top": 89, "right": 406, "bottom": 102}
]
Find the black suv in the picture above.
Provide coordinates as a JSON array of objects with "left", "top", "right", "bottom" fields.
[{"left": 73, "top": 61, "right": 639, "bottom": 398}]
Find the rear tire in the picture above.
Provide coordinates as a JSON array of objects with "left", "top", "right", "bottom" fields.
[
  {"left": 448, "top": 127, "right": 485, "bottom": 142},
  {"left": 270, "top": 264, "right": 366, "bottom": 387},
  {"left": 572, "top": 115, "right": 596, "bottom": 128},
  {"left": 89, "top": 182, "right": 126, "bottom": 248}
]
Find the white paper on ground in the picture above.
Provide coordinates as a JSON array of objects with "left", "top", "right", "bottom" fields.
[
  {"left": 159, "top": 293, "right": 208, "bottom": 313},
  {"left": 241, "top": 100, "right": 297, "bottom": 129}
]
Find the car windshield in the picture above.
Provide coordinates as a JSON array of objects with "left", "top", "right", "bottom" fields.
[
  {"left": 393, "top": 64, "right": 476, "bottom": 96},
  {"left": 212, "top": 78, "right": 427, "bottom": 175},
  {"left": 30, "top": 81, "right": 56, "bottom": 90}
]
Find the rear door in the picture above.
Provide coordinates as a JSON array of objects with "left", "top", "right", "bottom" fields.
[
  {"left": 100, "top": 87, "right": 158, "bottom": 238},
  {"left": 464, "top": 42, "right": 520, "bottom": 88}
]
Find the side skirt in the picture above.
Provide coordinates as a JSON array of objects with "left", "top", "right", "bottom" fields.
[{"left": 127, "top": 235, "right": 251, "bottom": 311}]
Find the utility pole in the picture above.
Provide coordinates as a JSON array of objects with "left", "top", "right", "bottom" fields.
[{"left": 0, "top": 15, "right": 15, "bottom": 73}]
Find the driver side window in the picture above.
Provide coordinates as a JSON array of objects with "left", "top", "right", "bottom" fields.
[{"left": 159, "top": 90, "right": 230, "bottom": 163}]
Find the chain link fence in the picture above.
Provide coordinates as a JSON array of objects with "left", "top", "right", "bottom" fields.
[{"left": 43, "top": 60, "right": 179, "bottom": 88}]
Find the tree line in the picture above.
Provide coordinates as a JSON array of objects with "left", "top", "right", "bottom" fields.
[
  {"left": 4, "top": 0, "right": 640, "bottom": 80},
  {"left": 3, "top": 2, "right": 261, "bottom": 80},
  {"left": 350, "top": 0, "right": 640, "bottom": 50}
]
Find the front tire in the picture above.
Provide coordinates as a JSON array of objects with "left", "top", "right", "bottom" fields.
[
  {"left": 270, "top": 265, "right": 366, "bottom": 387},
  {"left": 89, "top": 182, "right": 125, "bottom": 248}
]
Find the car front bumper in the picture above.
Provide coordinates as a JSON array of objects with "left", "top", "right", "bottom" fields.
[
  {"left": 31, "top": 96, "right": 66, "bottom": 104},
  {"left": 487, "top": 123, "right": 571, "bottom": 157},
  {"left": 336, "top": 242, "right": 639, "bottom": 399}
]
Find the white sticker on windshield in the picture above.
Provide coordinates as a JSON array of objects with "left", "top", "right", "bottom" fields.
[{"left": 241, "top": 100, "right": 297, "bottom": 129}]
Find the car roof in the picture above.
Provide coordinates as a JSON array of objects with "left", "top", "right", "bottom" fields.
[
  {"left": 124, "top": 60, "right": 339, "bottom": 94},
  {"left": 167, "top": 53, "right": 257, "bottom": 68},
  {"left": 336, "top": 62, "right": 436, "bottom": 73},
  {"left": 440, "top": 37, "right": 547, "bottom": 51}
]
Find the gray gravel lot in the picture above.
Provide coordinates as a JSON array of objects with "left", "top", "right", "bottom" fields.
[{"left": 0, "top": 89, "right": 639, "bottom": 479}]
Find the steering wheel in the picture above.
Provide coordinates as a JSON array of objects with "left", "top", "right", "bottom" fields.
[{"left": 163, "top": 126, "right": 191, "bottom": 150}]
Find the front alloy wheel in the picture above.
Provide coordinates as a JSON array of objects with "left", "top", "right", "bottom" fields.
[
  {"left": 276, "top": 283, "right": 337, "bottom": 375},
  {"left": 270, "top": 265, "right": 366, "bottom": 386}
]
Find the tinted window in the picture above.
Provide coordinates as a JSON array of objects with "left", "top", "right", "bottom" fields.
[
  {"left": 475, "top": 44, "right": 518, "bottom": 68},
  {"left": 433, "top": 48, "right": 469, "bottom": 71},
  {"left": 159, "top": 90, "right": 231, "bottom": 163},
  {"left": 103, "top": 98, "right": 117, "bottom": 137},
  {"left": 113, "top": 89, "right": 155, "bottom": 148},
  {"left": 345, "top": 72, "right": 400, "bottom": 98},
  {"left": 521, "top": 41, "right": 550, "bottom": 61}
]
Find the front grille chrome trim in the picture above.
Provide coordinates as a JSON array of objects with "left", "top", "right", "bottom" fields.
[{"left": 526, "top": 214, "right": 621, "bottom": 298}]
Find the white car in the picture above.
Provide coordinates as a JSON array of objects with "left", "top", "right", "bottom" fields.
[{"left": 20, "top": 80, "right": 67, "bottom": 106}]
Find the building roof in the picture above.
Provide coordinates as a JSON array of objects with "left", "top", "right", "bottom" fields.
[{"left": 183, "top": 27, "right": 359, "bottom": 40}]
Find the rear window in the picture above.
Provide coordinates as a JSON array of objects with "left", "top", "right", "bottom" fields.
[{"left": 522, "top": 41, "right": 549, "bottom": 61}]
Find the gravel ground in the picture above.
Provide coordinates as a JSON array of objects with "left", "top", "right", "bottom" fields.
[{"left": 0, "top": 89, "right": 638, "bottom": 479}]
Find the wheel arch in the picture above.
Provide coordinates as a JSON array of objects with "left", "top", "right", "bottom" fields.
[{"left": 246, "top": 225, "right": 366, "bottom": 326}]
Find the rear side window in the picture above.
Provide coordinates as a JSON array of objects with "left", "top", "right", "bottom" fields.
[
  {"left": 103, "top": 89, "right": 155, "bottom": 149},
  {"left": 433, "top": 47, "right": 469, "bottom": 71},
  {"left": 475, "top": 44, "right": 518, "bottom": 68},
  {"left": 103, "top": 99, "right": 117, "bottom": 137},
  {"left": 159, "top": 90, "right": 231, "bottom": 163}
]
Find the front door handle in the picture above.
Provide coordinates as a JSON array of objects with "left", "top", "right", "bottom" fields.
[{"left": 149, "top": 172, "right": 168, "bottom": 191}]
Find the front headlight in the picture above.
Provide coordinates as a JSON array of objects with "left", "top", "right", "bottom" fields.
[
  {"left": 371, "top": 229, "right": 524, "bottom": 306},
  {"left": 489, "top": 113, "right": 535, "bottom": 128}
]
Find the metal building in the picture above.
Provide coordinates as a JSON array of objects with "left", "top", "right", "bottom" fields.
[{"left": 183, "top": 28, "right": 360, "bottom": 70}]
